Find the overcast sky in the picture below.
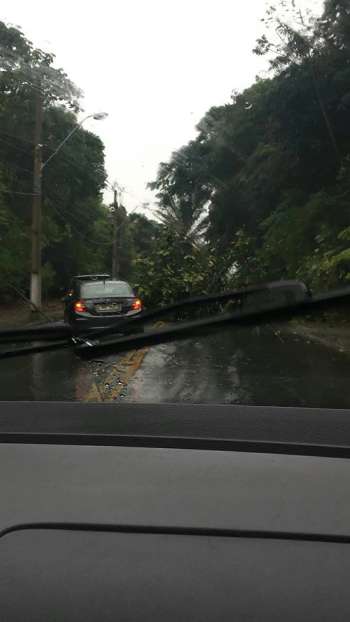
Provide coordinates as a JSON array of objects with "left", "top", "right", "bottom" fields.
[{"left": 2, "top": 0, "right": 324, "bottom": 213}]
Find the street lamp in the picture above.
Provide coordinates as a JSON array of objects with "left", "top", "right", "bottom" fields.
[
  {"left": 41, "top": 112, "right": 108, "bottom": 170},
  {"left": 92, "top": 112, "right": 108, "bottom": 120},
  {"left": 30, "top": 111, "right": 108, "bottom": 310}
]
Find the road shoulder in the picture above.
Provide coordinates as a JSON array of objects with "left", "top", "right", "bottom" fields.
[{"left": 284, "top": 319, "right": 350, "bottom": 356}]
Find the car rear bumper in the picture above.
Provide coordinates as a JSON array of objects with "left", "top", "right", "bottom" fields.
[{"left": 70, "top": 310, "right": 142, "bottom": 333}]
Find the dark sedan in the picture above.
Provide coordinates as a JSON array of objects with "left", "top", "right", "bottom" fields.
[{"left": 64, "top": 276, "right": 142, "bottom": 332}]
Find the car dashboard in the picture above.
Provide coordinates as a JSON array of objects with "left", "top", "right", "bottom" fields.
[{"left": 1, "top": 401, "right": 350, "bottom": 621}]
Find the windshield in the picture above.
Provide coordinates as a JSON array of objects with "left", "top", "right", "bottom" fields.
[
  {"left": 1, "top": 0, "right": 350, "bottom": 408},
  {"left": 81, "top": 281, "right": 133, "bottom": 299}
]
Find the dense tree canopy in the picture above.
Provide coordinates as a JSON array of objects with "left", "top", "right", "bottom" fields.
[
  {"left": 2, "top": 1, "right": 350, "bottom": 312},
  {"left": 0, "top": 21, "right": 160, "bottom": 302},
  {"left": 149, "top": 0, "right": 350, "bottom": 295}
]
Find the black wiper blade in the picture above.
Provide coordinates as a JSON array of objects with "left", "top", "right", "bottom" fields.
[
  {"left": 0, "top": 279, "right": 306, "bottom": 346},
  {"left": 0, "top": 339, "right": 71, "bottom": 359},
  {"left": 76, "top": 283, "right": 350, "bottom": 359},
  {"left": 0, "top": 323, "right": 72, "bottom": 344},
  {"left": 77, "top": 279, "right": 309, "bottom": 342},
  {"left": 0, "top": 280, "right": 348, "bottom": 360}
]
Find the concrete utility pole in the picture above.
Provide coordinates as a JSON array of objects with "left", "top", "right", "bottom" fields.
[
  {"left": 30, "top": 92, "right": 44, "bottom": 310},
  {"left": 29, "top": 110, "right": 108, "bottom": 309},
  {"left": 112, "top": 188, "right": 119, "bottom": 279}
]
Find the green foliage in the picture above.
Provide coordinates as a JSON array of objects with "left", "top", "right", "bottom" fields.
[
  {"left": 132, "top": 229, "right": 210, "bottom": 307},
  {"left": 3, "top": 1, "right": 350, "bottom": 311},
  {"left": 0, "top": 201, "right": 29, "bottom": 295},
  {"left": 146, "top": 0, "right": 350, "bottom": 300},
  {"left": 0, "top": 21, "right": 110, "bottom": 298}
]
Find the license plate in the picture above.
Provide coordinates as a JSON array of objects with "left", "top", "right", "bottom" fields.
[{"left": 96, "top": 303, "right": 121, "bottom": 313}]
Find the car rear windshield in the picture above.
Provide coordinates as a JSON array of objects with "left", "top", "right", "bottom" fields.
[{"left": 80, "top": 281, "right": 133, "bottom": 299}]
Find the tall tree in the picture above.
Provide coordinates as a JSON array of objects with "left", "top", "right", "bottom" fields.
[
  {"left": 0, "top": 21, "right": 109, "bottom": 298},
  {"left": 146, "top": 0, "right": 350, "bottom": 296},
  {"left": 149, "top": 141, "right": 211, "bottom": 245}
]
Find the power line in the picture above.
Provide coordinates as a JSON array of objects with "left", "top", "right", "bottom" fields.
[
  {"left": 0, "top": 128, "right": 82, "bottom": 158},
  {"left": 48, "top": 195, "right": 104, "bottom": 224},
  {"left": 0, "top": 188, "right": 36, "bottom": 196},
  {"left": 0, "top": 186, "right": 115, "bottom": 244},
  {"left": 0, "top": 159, "right": 33, "bottom": 175},
  {"left": 50, "top": 203, "right": 113, "bottom": 247},
  {"left": 0, "top": 129, "right": 35, "bottom": 147},
  {"left": 0, "top": 130, "right": 107, "bottom": 183},
  {"left": 49, "top": 198, "right": 101, "bottom": 229},
  {"left": 0, "top": 134, "right": 32, "bottom": 154}
]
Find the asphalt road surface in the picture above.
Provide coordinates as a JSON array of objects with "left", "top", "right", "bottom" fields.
[{"left": 0, "top": 324, "right": 350, "bottom": 408}]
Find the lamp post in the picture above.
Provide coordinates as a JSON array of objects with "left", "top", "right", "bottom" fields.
[{"left": 30, "top": 111, "right": 108, "bottom": 310}]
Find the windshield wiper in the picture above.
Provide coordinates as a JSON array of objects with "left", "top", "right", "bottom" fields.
[
  {"left": 0, "top": 279, "right": 307, "bottom": 345},
  {"left": 0, "top": 280, "right": 349, "bottom": 359},
  {"left": 76, "top": 283, "right": 350, "bottom": 358}
]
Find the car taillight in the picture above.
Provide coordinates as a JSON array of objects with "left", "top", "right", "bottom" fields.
[
  {"left": 131, "top": 298, "right": 142, "bottom": 311},
  {"left": 74, "top": 300, "right": 87, "bottom": 313}
]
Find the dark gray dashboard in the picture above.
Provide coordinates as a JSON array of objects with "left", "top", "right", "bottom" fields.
[
  {"left": 1, "top": 401, "right": 350, "bottom": 620},
  {"left": 0, "top": 442, "right": 349, "bottom": 534},
  {"left": 3, "top": 528, "right": 350, "bottom": 622}
]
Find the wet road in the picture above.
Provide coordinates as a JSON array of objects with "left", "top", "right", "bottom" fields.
[
  {"left": 1, "top": 324, "right": 350, "bottom": 408},
  {"left": 122, "top": 326, "right": 350, "bottom": 408}
]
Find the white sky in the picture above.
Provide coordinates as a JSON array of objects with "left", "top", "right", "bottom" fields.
[{"left": 2, "top": 0, "right": 324, "bottom": 213}]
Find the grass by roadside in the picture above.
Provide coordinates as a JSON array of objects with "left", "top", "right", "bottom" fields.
[{"left": 0, "top": 298, "right": 63, "bottom": 328}]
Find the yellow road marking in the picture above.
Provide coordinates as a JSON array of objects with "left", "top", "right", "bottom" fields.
[
  {"left": 82, "top": 323, "right": 165, "bottom": 402},
  {"left": 83, "top": 348, "right": 148, "bottom": 402},
  {"left": 103, "top": 347, "right": 148, "bottom": 402},
  {"left": 84, "top": 382, "right": 102, "bottom": 403}
]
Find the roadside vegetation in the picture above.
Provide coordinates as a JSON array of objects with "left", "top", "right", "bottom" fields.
[
  {"left": 145, "top": 0, "right": 350, "bottom": 303},
  {"left": 0, "top": 1, "right": 350, "bottom": 310}
]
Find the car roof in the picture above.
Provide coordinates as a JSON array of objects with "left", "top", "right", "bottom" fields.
[
  {"left": 73, "top": 274, "right": 111, "bottom": 281},
  {"left": 79, "top": 279, "right": 130, "bottom": 286},
  {"left": 77, "top": 279, "right": 132, "bottom": 292}
]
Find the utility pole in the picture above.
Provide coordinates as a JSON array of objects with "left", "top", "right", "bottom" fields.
[
  {"left": 30, "top": 91, "right": 44, "bottom": 310},
  {"left": 112, "top": 188, "right": 119, "bottom": 279}
]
